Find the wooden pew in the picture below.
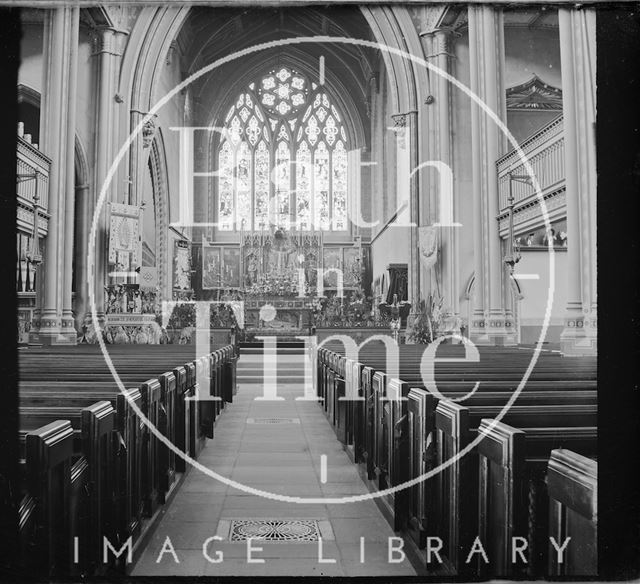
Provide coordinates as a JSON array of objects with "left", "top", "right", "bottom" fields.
[
  {"left": 16, "top": 344, "right": 237, "bottom": 577},
  {"left": 426, "top": 400, "right": 596, "bottom": 574},
  {"left": 473, "top": 420, "right": 597, "bottom": 578},
  {"left": 546, "top": 449, "right": 597, "bottom": 576},
  {"left": 316, "top": 344, "right": 597, "bottom": 579},
  {"left": 19, "top": 420, "right": 77, "bottom": 577},
  {"left": 317, "top": 342, "right": 595, "bottom": 450}
]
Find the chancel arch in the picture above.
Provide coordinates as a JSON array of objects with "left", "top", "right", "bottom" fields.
[{"left": 205, "top": 61, "right": 363, "bottom": 235}]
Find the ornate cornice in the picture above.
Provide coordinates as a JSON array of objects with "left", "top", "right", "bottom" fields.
[{"left": 506, "top": 74, "right": 562, "bottom": 111}]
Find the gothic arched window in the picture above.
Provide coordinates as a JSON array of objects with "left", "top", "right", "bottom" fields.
[{"left": 216, "top": 66, "right": 349, "bottom": 231}]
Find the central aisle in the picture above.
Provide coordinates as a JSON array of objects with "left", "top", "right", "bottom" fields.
[{"left": 131, "top": 352, "right": 418, "bottom": 577}]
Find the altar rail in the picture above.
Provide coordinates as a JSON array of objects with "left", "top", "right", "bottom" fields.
[{"left": 497, "top": 115, "right": 564, "bottom": 214}]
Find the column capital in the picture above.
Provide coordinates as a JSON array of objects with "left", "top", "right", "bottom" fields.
[
  {"left": 421, "top": 27, "right": 459, "bottom": 59},
  {"left": 91, "top": 26, "right": 127, "bottom": 57}
]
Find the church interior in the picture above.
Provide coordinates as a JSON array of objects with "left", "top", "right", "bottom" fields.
[{"left": 5, "top": 2, "right": 606, "bottom": 579}]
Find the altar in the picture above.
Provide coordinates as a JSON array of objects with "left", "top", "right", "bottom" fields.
[
  {"left": 198, "top": 227, "right": 371, "bottom": 336},
  {"left": 244, "top": 296, "right": 314, "bottom": 334}
]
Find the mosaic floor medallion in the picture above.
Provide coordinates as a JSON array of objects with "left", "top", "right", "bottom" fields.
[{"left": 217, "top": 519, "right": 334, "bottom": 542}]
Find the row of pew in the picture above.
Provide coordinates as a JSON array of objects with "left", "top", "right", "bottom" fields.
[
  {"left": 316, "top": 341, "right": 597, "bottom": 578},
  {"left": 16, "top": 344, "right": 237, "bottom": 578}
]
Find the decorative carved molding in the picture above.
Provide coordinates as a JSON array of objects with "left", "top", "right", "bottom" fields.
[
  {"left": 497, "top": 187, "right": 566, "bottom": 234},
  {"left": 391, "top": 113, "right": 407, "bottom": 129},
  {"left": 17, "top": 203, "right": 49, "bottom": 235},
  {"left": 506, "top": 75, "right": 563, "bottom": 111},
  {"left": 422, "top": 26, "right": 459, "bottom": 59},
  {"left": 142, "top": 117, "right": 157, "bottom": 149},
  {"left": 166, "top": 40, "right": 179, "bottom": 66},
  {"left": 149, "top": 135, "right": 169, "bottom": 298}
]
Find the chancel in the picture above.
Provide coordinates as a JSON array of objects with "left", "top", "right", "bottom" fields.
[{"left": 10, "top": 2, "right": 598, "bottom": 580}]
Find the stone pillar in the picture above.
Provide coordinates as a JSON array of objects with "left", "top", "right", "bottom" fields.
[
  {"left": 421, "top": 26, "right": 459, "bottom": 318},
  {"left": 92, "top": 26, "right": 126, "bottom": 323},
  {"left": 30, "top": 7, "right": 79, "bottom": 344},
  {"left": 558, "top": 7, "right": 597, "bottom": 356},
  {"left": 408, "top": 110, "right": 420, "bottom": 310},
  {"left": 73, "top": 183, "right": 89, "bottom": 333},
  {"left": 467, "top": 5, "right": 515, "bottom": 345},
  {"left": 62, "top": 51, "right": 79, "bottom": 337},
  {"left": 393, "top": 111, "right": 421, "bottom": 313}
]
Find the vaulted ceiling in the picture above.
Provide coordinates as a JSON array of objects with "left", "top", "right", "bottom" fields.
[{"left": 174, "top": 6, "right": 378, "bottom": 136}]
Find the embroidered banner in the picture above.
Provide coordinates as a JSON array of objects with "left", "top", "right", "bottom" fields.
[
  {"left": 108, "top": 203, "right": 142, "bottom": 271},
  {"left": 418, "top": 225, "right": 439, "bottom": 271},
  {"left": 139, "top": 266, "right": 158, "bottom": 291},
  {"left": 173, "top": 239, "right": 191, "bottom": 290}
]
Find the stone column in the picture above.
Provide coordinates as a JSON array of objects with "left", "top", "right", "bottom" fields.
[
  {"left": 558, "top": 7, "right": 597, "bottom": 356},
  {"left": 62, "top": 35, "right": 79, "bottom": 338},
  {"left": 421, "top": 26, "right": 460, "bottom": 318},
  {"left": 73, "top": 182, "right": 89, "bottom": 333},
  {"left": 467, "top": 5, "right": 515, "bottom": 345},
  {"left": 393, "top": 111, "right": 421, "bottom": 312},
  {"left": 30, "top": 7, "right": 79, "bottom": 344},
  {"left": 92, "top": 26, "right": 126, "bottom": 323}
]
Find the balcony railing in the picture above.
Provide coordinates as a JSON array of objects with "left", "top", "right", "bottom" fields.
[
  {"left": 497, "top": 114, "right": 565, "bottom": 213},
  {"left": 17, "top": 135, "right": 50, "bottom": 213}
]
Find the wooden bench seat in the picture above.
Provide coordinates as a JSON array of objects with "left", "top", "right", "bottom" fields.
[
  {"left": 316, "top": 344, "right": 597, "bottom": 579},
  {"left": 16, "top": 344, "right": 238, "bottom": 578}
]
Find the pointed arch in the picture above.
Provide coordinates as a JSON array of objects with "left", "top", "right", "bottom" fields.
[
  {"left": 213, "top": 65, "right": 352, "bottom": 232},
  {"left": 148, "top": 128, "right": 170, "bottom": 297}
]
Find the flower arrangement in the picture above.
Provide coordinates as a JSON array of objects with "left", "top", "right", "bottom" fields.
[
  {"left": 312, "top": 290, "right": 391, "bottom": 328},
  {"left": 406, "top": 294, "right": 450, "bottom": 345},
  {"left": 165, "top": 302, "right": 196, "bottom": 330},
  {"left": 164, "top": 302, "right": 238, "bottom": 330}
]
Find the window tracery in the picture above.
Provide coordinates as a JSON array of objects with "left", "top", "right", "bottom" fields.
[{"left": 217, "top": 66, "right": 349, "bottom": 231}]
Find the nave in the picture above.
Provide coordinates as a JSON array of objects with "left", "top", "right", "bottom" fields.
[
  {"left": 13, "top": 338, "right": 597, "bottom": 579},
  {"left": 132, "top": 345, "right": 416, "bottom": 577}
]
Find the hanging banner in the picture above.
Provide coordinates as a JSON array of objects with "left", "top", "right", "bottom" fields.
[
  {"left": 108, "top": 203, "right": 142, "bottom": 271},
  {"left": 139, "top": 266, "right": 158, "bottom": 291},
  {"left": 418, "top": 225, "right": 439, "bottom": 271}
]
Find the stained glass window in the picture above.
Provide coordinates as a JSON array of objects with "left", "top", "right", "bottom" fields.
[{"left": 217, "top": 67, "right": 349, "bottom": 231}]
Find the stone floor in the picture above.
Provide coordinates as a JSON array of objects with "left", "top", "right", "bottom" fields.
[{"left": 131, "top": 354, "right": 417, "bottom": 577}]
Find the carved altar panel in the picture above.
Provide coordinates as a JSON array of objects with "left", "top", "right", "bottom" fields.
[
  {"left": 222, "top": 247, "right": 241, "bottom": 288},
  {"left": 202, "top": 244, "right": 241, "bottom": 290},
  {"left": 242, "top": 229, "right": 322, "bottom": 291},
  {"left": 173, "top": 239, "right": 191, "bottom": 291},
  {"left": 343, "top": 247, "right": 364, "bottom": 287},
  {"left": 323, "top": 247, "right": 341, "bottom": 288},
  {"left": 323, "top": 245, "right": 368, "bottom": 290},
  {"left": 202, "top": 245, "right": 221, "bottom": 289}
]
